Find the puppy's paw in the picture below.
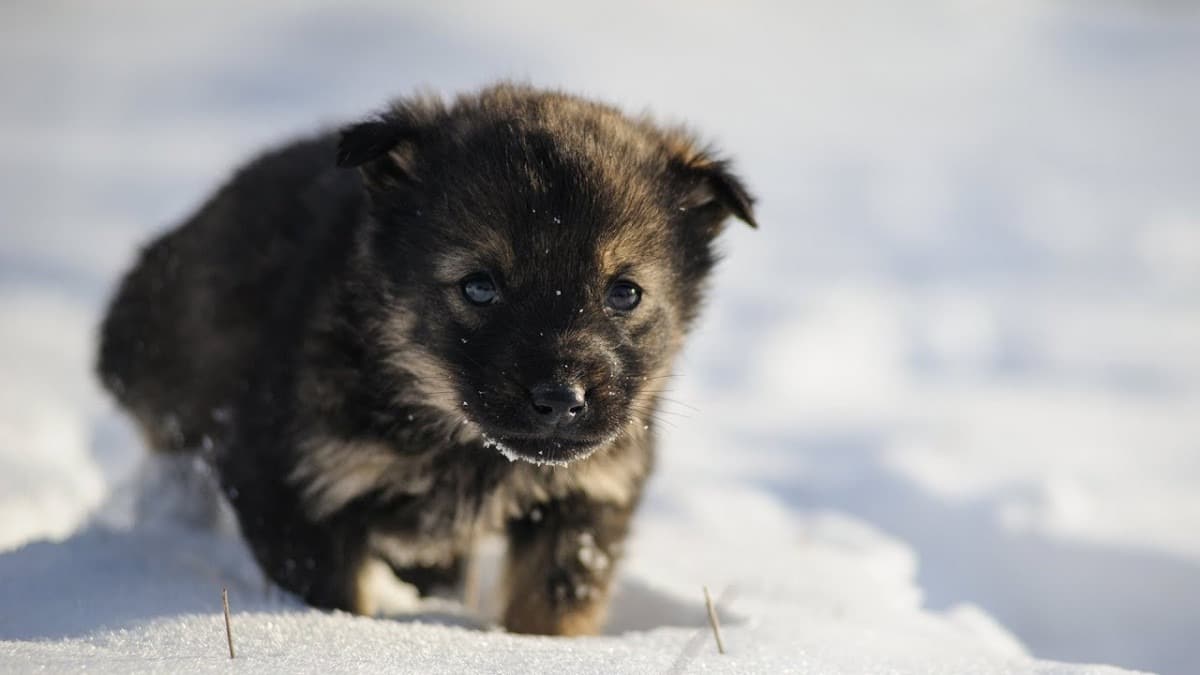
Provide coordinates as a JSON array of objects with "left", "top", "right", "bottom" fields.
[{"left": 355, "top": 557, "right": 421, "bottom": 616}]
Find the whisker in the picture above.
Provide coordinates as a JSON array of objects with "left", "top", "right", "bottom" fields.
[
  {"left": 628, "top": 402, "right": 693, "bottom": 419},
  {"left": 636, "top": 373, "right": 683, "bottom": 382},
  {"left": 645, "top": 395, "right": 701, "bottom": 414},
  {"left": 635, "top": 414, "right": 678, "bottom": 431},
  {"left": 626, "top": 405, "right": 682, "bottom": 430}
]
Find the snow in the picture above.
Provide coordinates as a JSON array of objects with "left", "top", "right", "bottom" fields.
[
  {"left": 2, "top": 1, "right": 1198, "bottom": 673},
  {"left": 0, "top": 458, "right": 1131, "bottom": 674},
  {"left": 481, "top": 434, "right": 574, "bottom": 467},
  {"left": 483, "top": 435, "right": 531, "bottom": 464}
]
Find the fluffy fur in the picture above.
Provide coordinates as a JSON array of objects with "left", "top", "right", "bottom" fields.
[{"left": 97, "top": 84, "right": 754, "bottom": 635}]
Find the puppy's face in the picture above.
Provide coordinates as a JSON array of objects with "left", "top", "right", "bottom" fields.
[{"left": 338, "top": 87, "right": 754, "bottom": 464}]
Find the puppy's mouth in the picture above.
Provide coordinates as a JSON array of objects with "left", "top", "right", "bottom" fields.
[
  {"left": 458, "top": 380, "right": 631, "bottom": 466},
  {"left": 480, "top": 431, "right": 614, "bottom": 467}
]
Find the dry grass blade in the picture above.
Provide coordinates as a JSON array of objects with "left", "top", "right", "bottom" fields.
[
  {"left": 703, "top": 585, "right": 725, "bottom": 654},
  {"left": 222, "top": 587, "right": 235, "bottom": 659}
]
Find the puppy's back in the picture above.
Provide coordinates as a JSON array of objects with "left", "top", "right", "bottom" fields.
[{"left": 97, "top": 134, "right": 361, "bottom": 451}]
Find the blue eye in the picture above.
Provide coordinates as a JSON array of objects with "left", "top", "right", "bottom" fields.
[
  {"left": 606, "top": 281, "right": 642, "bottom": 311},
  {"left": 462, "top": 273, "right": 499, "bottom": 305}
]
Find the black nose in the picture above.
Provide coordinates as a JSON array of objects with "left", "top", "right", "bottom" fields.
[{"left": 530, "top": 383, "right": 587, "bottom": 427}]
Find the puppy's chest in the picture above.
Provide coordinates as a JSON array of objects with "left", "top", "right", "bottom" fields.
[{"left": 291, "top": 433, "right": 647, "bottom": 562}]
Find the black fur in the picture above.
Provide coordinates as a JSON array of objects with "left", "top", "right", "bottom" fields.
[{"left": 97, "top": 84, "right": 754, "bottom": 634}]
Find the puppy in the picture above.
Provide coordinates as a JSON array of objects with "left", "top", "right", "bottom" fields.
[{"left": 97, "top": 84, "right": 755, "bottom": 635}]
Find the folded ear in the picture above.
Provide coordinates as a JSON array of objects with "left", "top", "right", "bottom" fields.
[
  {"left": 336, "top": 120, "right": 421, "bottom": 188},
  {"left": 677, "top": 158, "right": 758, "bottom": 229}
]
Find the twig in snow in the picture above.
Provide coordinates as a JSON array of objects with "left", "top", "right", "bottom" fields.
[
  {"left": 222, "top": 587, "right": 236, "bottom": 659},
  {"left": 666, "top": 586, "right": 737, "bottom": 673},
  {"left": 703, "top": 585, "right": 725, "bottom": 654}
]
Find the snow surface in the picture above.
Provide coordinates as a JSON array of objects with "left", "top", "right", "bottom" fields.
[
  {"left": 2, "top": 1, "right": 1198, "bottom": 673},
  {"left": 0, "top": 457, "right": 1131, "bottom": 674}
]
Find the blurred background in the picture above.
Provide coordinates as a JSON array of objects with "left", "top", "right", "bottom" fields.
[{"left": 1, "top": 1, "right": 1197, "bottom": 672}]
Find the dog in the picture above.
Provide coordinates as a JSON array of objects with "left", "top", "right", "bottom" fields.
[{"left": 97, "top": 83, "right": 755, "bottom": 635}]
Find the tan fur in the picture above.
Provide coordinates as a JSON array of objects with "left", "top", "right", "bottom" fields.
[
  {"left": 294, "top": 424, "right": 648, "bottom": 523},
  {"left": 354, "top": 556, "right": 421, "bottom": 616},
  {"left": 378, "top": 313, "right": 477, "bottom": 421},
  {"left": 368, "top": 531, "right": 467, "bottom": 569},
  {"left": 502, "top": 531, "right": 610, "bottom": 636},
  {"left": 432, "top": 240, "right": 517, "bottom": 287},
  {"left": 290, "top": 437, "right": 437, "bottom": 521}
]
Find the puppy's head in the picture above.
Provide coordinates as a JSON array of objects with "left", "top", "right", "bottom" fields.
[{"left": 338, "top": 85, "right": 755, "bottom": 465}]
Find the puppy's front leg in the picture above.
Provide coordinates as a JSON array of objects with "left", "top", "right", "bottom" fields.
[
  {"left": 502, "top": 496, "right": 633, "bottom": 635},
  {"left": 231, "top": 485, "right": 370, "bottom": 614}
]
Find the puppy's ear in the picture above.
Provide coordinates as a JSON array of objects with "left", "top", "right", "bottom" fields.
[
  {"left": 336, "top": 120, "right": 421, "bottom": 188},
  {"left": 676, "top": 158, "right": 758, "bottom": 229}
]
